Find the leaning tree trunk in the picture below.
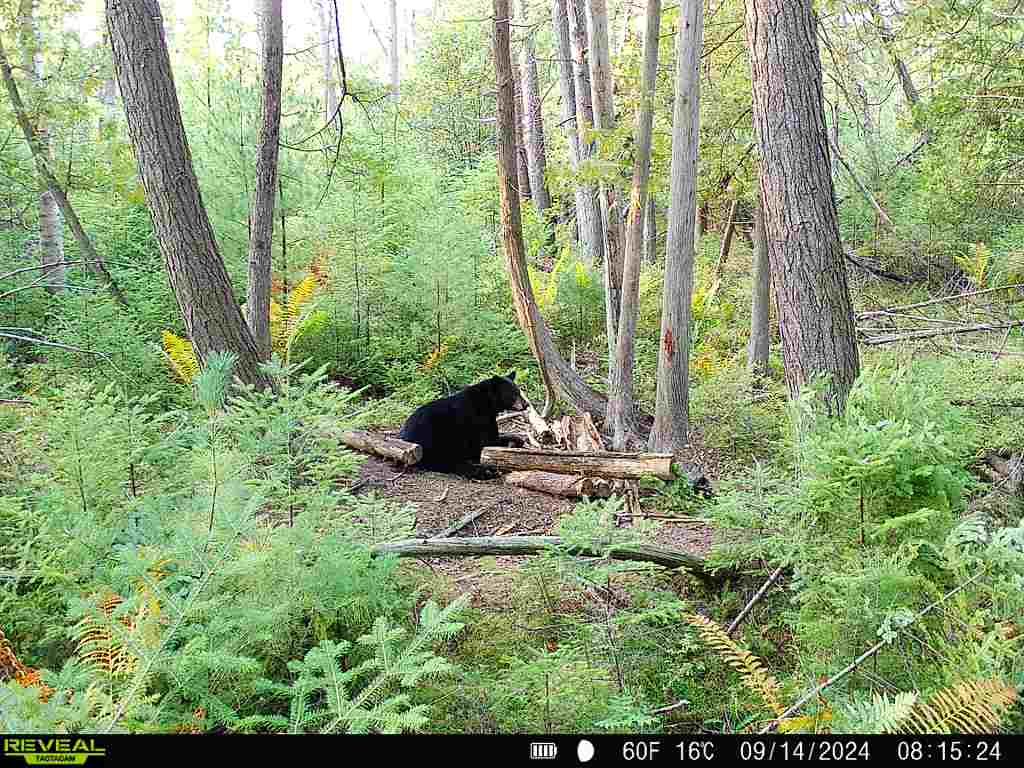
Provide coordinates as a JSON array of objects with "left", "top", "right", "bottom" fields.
[
  {"left": 389, "top": 0, "right": 400, "bottom": 98},
  {"left": 18, "top": 0, "right": 63, "bottom": 294},
  {"left": 715, "top": 198, "right": 740, "bottom": 280},
  {"left": 519, "top": 25, "right": 553, "bottom": 232},
  {"left": 586, "top": 0, "right": 624, "bottom": 360},
  {"left": 0, "top": 34, "right": 126, "bottom": 307},
  {"left": 649, "top": 0, "right": 702, "bottom": 453},
  {"left": 493, "top": 0, "right": 607, "bottom": 418},
  {"left": 246, "top": 0, "right": 283, "bottom": 362},
  {"left": 747, "top": 182, "right": 770, "bottom": 378},
  {"left": 745, "top": 0, "right": 859, "bottom": 414},
  {"left": 563, "top": 0, "right": 605, "bottom": 265},
  {"left": 106, "top": 0, "right": 273, "bottom": 390},
  {"left": 317, "top": 0, "right": 339, "bottom": 123},
  {"left": 606, "top": 0, "right": 660, "bottom": 450},
  {"left": 867, "top": 0, "right": 929, "bottom": 146}
]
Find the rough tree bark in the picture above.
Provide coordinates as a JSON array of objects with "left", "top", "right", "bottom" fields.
[
  {"left": 649, "top": 0, "right": 702, "bottom": 453},
  {"left": 18, "top": 0, "right": 63, "bottom": 294},
  {"left": 389, "top": 0, "right": 400, "bottom": 98},
  {"left": 563, "top": 0, "right": 605, "bottom": 265},
  {"left": 317, "top": 0, "right": 339, "bottom": 123},
  {"left": 106, "top": 0, "right": 273, "bottom": 390},
  {"left": 745, "top": 0, "right": 859, "bottom": 414},
  {"left": 747, "top": 183, "right": 770, "bottom": 378},
  {"left": 493, "top": 0, "right": 607, "bottom": 418},
  {"left": 0, "top": 35, "right": 126, "bottom": 307},
  {"left": 586, "top": 0, "right": 625, "bottom": 359},
  {"left": 606, "top": 0, "right": 661, "bottom": 450},
  {"left": 245, "top": 0, "right": 283, "bottom": 361},
  {"left": 519, "top": 21, "right": 553, "bottom": 228}
]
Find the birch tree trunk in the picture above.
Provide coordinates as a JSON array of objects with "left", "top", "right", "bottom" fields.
[
  {"left": 0, "top": 35, "right": 126, "bottom": 307},
  {"left": 606, "top": 0, "right": 660, "bottom": 450},
  {"left": 745, "top": 0, "right": 859, "bottom": 414},
  {"left": 649, "top": 0, "right": 702, "bottom": 453},
  {"left": 563, "top": 0, "right": 604, "bottom": 265},
  {"left": 18, "top": 0, "right": 64, "bottom": 294},
  {"left": 317, "top": 0, "right": 339, "bottom": 123},
  {"left": 747, "top": 184, "right": 770, "bottom": 378},
  {"left": 586, "top": 0, "right": 625, "bottom": 360},
  {"left": 493, "top": 0, "right": 607, "bottom": 418},
  {"left": 106, "top": 0, "right": 273, "bottom": 390},
  {"left": 389, "top": 0, "right": 400, "bottom": 98},
  {"left": 246, "top": 0, "right": 283, "bottom": 362}
]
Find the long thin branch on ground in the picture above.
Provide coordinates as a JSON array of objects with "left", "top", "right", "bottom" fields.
[
  {"left": 857, "top": 284, "right": 1024, "bottom": 320},
  {"left": 371, "top": 535, "right": 721, "bottom": 580},
  {"left": 859, "top": 320, "right": 1024, "bottom": 346},
  {"left": 726, "top": 566, "right": 785, "bottom": 636},
  {"left": 759, "top": 569, "right": 988, "bottom": 733}
]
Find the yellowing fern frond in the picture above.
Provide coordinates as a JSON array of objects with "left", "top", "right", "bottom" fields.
[
  {"left": 74, "top": 594, "right": 139, "bottom": 681},
  {"left": 162, "top": 331, "right": 200, "bottom": 384},
  {"left": 893, "top": 679, "right": 1017, "bottom": 734},
  {"left": 273, "top": 274, "right": 321, "bottom": 356},
  {"left": 685, "top": 613, "right": 787, "bottom": 719},
  {"left": 954, "top": 243, "right": 990, "bottom": 287},
  {"left": 422, "top": 342, "right": 450, "bottom": 371}
]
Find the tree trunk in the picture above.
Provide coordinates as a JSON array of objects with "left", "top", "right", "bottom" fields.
[
  {"left": 106, "top": 0, "right": 273, "bottom": 390},
  {"left": 715, "top": 198, "right": 740, "bottom": 280},
  {"left": 649, "top": 0, "right": 702, "bottom": 453},
  {"left": 18, "top": 0, "right": 64, "bottom": 294},
  {"left": 246, "top": 0, "right": 283, "bottom": 362},
  {"left": 745, "top": 0, "right": 859, "bottom": 415},
  {"left": 317, "top": 0, "right": 339, "bottom": 123},
  {"left": 511, "top": 58, "right": 532, "bottom": 200},
  {"left": 493, "top": 0, "right": 607, "bottom": 418},
  {"left": 389, "top": 0, "right": 400, "bottom": 98},
  {"left": 562, "top": 0, "right": 604, "bottom": 265},
  {"left": 0, "top": 34, "right": 126, "bottom": 307},
  {"left": 520, "top": 28, "right": 553, "bottom": 230},
  {"left": 606, "top": 0, "right": 660, "bottom": 450},
  {"left": 586, "top": 0, "right": 624, "bottom": 360},
  {"left": 748, "top": 184, "right": 770, "bottom": 378},
  {"left": 643, "top": 196, "right": 657, "bottom": 264}
]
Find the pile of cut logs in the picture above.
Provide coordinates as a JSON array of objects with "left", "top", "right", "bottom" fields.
[{"left": 338, "top": 406, "right": 684, "bottom": 507}]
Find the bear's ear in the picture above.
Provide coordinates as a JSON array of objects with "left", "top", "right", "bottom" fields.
[{"left": 506, "top": 370, "right": 517, "bottom": 382}]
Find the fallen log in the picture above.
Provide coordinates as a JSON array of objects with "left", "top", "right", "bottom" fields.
[
  {"left": 371, "top": 535, "right": 720, "bottom": 580},
  {"left": 504, "top": 470, "right": 613, "bottom": 498},
  {"left": 859, "top": 320, "right": 1024, "bottom": 346},
  {"left": 339, "top": 430, "right": 422, "bottom": 466},
  {"left": 480, "top": 447, "right": 674, "bottom": 480}
]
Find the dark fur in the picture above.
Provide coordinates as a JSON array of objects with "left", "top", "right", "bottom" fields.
[{"left": 399, "top": 372, "right": 527, "bottom": 473}]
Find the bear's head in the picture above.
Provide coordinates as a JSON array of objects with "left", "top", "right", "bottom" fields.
[{"left": 491, "top": 370, "right": 528, "bottom": 413}]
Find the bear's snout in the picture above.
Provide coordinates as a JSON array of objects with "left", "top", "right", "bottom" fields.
[{"left": 512, "top": 395, "right": 528, "bottom": 411}]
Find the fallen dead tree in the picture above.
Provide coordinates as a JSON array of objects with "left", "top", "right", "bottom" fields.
[
  {"left": 338, "top": 430, "right": 422, "bottom": 466},
  {"left": 858, "top": 320, "right": 1024, "bottom": 346},
  {"left": 371, "top": 535, "right": 721, "bottom": 580},
  {"left": 481, "top": 447, "right": 675, "bottom": 480}
]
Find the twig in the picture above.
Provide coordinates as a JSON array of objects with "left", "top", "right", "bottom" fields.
[
  {"left": 436, "top": 506, "right": 490, "bottom": 538},
  {"left": 759, "top": 569, "right": 988, "bottom": 733},
  {"left": 952, "top": 398, "right": 1024, "bottom": 408},
  {"left": 651, "top": 699, "right": 690, "bottom": 716},
  {"left": 726, "top": 566, "right": 785, "bottom": 636}
]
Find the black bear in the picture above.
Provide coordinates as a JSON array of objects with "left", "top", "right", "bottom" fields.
[{"left": 399, "top": 372, "right": 528, "bottom": 473}]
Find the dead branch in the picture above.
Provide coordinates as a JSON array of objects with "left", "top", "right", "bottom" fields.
[
  {"left": 371, "top": 535, "right": 722, "bottom": 580},
  {"left": 726, "top": 566, "right": 785, "bottom": 636},
  {"left": 859, "top": 320, "right": 1024, "bottom": 346}
]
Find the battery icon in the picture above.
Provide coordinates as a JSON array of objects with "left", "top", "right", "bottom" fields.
[{"left": 530, "top": 742, "right": 558, "bottom": 760}]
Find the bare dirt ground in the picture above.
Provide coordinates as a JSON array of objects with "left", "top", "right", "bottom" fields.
[{"left": 351, "top": 421, "right": 721, "bottom": 607}]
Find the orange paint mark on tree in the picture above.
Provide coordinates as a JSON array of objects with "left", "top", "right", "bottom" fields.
[{"left": 663, "top": 328, "right": 675, "bottom": 360}]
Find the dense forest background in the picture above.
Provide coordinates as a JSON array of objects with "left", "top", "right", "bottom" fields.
[{"left": 1, "top": 0, "right": 1022, "bottom": 734}]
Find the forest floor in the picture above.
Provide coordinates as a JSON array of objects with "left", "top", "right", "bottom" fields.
[{"left": 351, "top": 416, "right": 721, "bottom": 609}]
